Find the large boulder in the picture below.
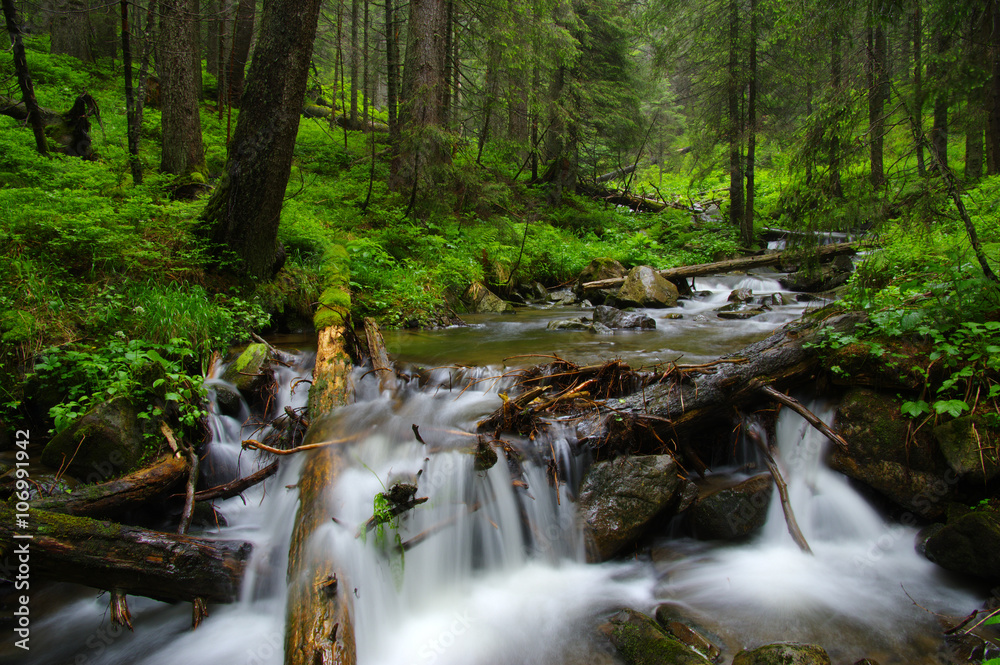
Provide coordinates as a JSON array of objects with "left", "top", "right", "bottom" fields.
[
  {"left": 578, "top": 454, "right": 697, "bottom": 561},
  {"left": 922, "top": 510, "right": 1000, "bottom": 579},
  {"left": 689, "top": 473, "right": 773, "bottom": 540},
  {"left": 577, "top": 258, "right": 627, "bottom": 305},
  {"left": 617, "top": 266, "right": 679, "bottom": 308},
  {"left": 830, "top": 388, "right": 955, "bottom": 518},
  {"left": 463, "top": 281, "right": 515, "bottom": 314},
  {"left": 933, "top": 416, "right": 1000, "bottom": 483},
  {"left": 41, "top": 397, "right": 146, "bottom": 482},
  {"left": 593, "top": 305, "right": 656, "bottom": 330},
  {"left": 606, "top": 609, "right": 715, "bottom": 665},
  {"left": 732, "top": 643, "right": 832, "bottom": 665}
]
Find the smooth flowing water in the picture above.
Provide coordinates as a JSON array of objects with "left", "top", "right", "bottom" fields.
[{"left": 15, "top": 271, "right": 983, "bottom": 665}]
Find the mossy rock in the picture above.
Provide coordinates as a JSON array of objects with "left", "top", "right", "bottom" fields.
[
  {"left": 221, "top": 343, "right": 271, "bottom": 396},
  {"left": 617, "top": 266, "right": 679, "bottom": 308},
  {"left": 607, "top": 609, "right": 713, "bottom": 665},
  {"left": 463, "top": 281, "right": 514, "bottom": 314},
  {"left": 922, "top": 510, "right": 1000, "bottom": 579},
  {"left": 40, "top": 397, "right": 146, "bottom": 482},
  {"left": 933, "top": 416, "right": 1000, "bottom": 482},
  {"left": 1, "top": 310, "right": 37, "bottom": 344},
  {"left": 732, "top": 643, "right": 832, "bottom": 665}
]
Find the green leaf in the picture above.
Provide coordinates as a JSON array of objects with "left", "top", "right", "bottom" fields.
[
  {"left": 933, "top": 400, "right": 969, "bottom": 418},
  {"left": 901, "top": 400, "right": 930, "bottom": 418}
]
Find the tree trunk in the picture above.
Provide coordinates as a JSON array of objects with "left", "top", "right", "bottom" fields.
[
  {"left": 227, "top": 0, "right": 253, "bottom": 106},
  {"left": 912, "top": 4, "right": 925, "bottom": 176},
  {"left": 390, "top": 0, "right": 450, "bottom": 194},
  {"left": 743, "top": 0, "right": 757, "bottom": 248},
  {"left": 90, "top": 1, "right": 117, "bottom": 60},
  {"left": 285, "top": 325, "right": 356, "bottom": 665},
  {"left": 50, "top": 0, "right": 92, "bottom": 62},
  {"left": 386, "top": 0, "right": 399, "bottom": 144},
  {"left": 987, "top": 0, "right": 1000, "bottom": 174},
  {"left": 867, "top": 7, "right": 886, "bottom": 190},
  {"left": 159, "top": 0, "right": 205, "bottom": 175},
  {"left": 967, "top": 108, "right": 985, "bottom": 181},
  {"left": 199, "top": 0, "right": 322, "bottom": 280},
  {"left": 0, "top": 506, "right": 251, "bottom": 604},
  {"left": 362, "top": 0, "right": 369, "bottom": 126},
  {"left": 829, "top": 29, "right": 844, "bottom": 197},
  {"left": 121, "top": 0, "right": 141, "bottom": 183},
  {"left": 931, "top": 31, "right": 949, "bottom": 168},
  {"left": 2, "top": 0, "right": 48, "bottom": 155},
  {"left": 727, "top": 0, "right": 744, "bottom": 234},
  {"left": 350, "top": 0, "right": 359, "bottom": 126}
]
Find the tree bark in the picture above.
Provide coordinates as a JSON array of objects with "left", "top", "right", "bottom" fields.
[
  {"left": 0, "top": 506, "right": 251, "bottom": 604},
  {"left": 121, "top": 0, "right": 142, "bottom": 183},
  {"left": 286, "top": 324, "right": 356, "bottom": 665},
  {"left": 49, "top": 0, "right": 92, "bottom": 62},
  {"left": 931, "top": 31, "right": 949, "bottom": 168},
  {"left": 912, "top": 4, "right": 925, "bottom": 176},
  {"left": 2, "top": 0, "right": 48, "bottom": 155},
  {"left": 727, "top": 0, "right": 744, "bottom": 236},
  {"left": 743, "top": 0, "right": 757, "bottom": 248},
  {"left": 29, "top": 454, "right": 187, "bottom": 518},
  {"left": 159, "top": 0, "right": 206, "bottom": 175},
  {"left": 867, "top": 6, "right": 886, "bottom": 190},
  {"left": 987, "top": 0, "right": 1000, "bottom": 174},
  {"left": 227, "top": 0, "right": 254, "bottom": 106},
  {"left": 199, "top": 0, "right": 322, "bottom": 280}
]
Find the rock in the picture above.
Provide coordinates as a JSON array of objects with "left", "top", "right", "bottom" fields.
[
  {"left": 659, "top": 620, "right": 722, "bottom": 663},
  {"left": 690, "top": 473, "right": 773, "bottom": 540},
  {"left": 933, "top": 416, "right": 1000, "bottom": 482},
  {"left": 778, "top": 256, "right": 853, "bottom": 293},
  {"left": 716, "top": 303, "right": 767, "bottom": 319},
  {"left": 618, "top": 266, "right": 679, "bottom": 308},
  {"left": 211, "top": 382, "right": 244, "bottom": 418},
  {"left": 547, "top": 317, "right": 593, "bottom": 331},
  {"left": 529, "top": 281, "right": 549, "bottom": 301},
  {"left": 577, "top": 258, "right": 627, "bottom": 288},
  {"left": 592, "top": 321, "right": 614, "bottom": 335},
  {"left": 607, "top": 609, "right": 714, "bottom": 665},
  {"left": 758, "top": 293, "right": 791, "bottom": 307},
  {"left": 221, "top": 343, "right": 273, "bottom": 397},
  {"left": 40, "top": 397, "right": 147, "bottom": 481},
  {"left": 463, "top": 281, "right": 515, "bottom": 314},
  {"left": 728, "top": 288, "right": 754, "bottom": 303},
  {"left": 578, "top": 454, "right": 696, "bottom": 560},
  {"left": 732, "top": 643, "right": 832, "bottom": 665},
  {"left": 593, "top": 305, "right": 656, "bottom": 330},
  {"left": 548, "top": 288, "right": 578, "bottom": 306},
  {"left": 663, "top": 313, "right": 683, "bottom": 320},
  {"left": 830, "top": 388, "right": 955, "bottom": 518},
  {"left": 922, "top": 510, "right": 1000, "bottom": 579}
]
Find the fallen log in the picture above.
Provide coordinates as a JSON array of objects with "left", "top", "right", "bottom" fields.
[
  {"left": 363, "top": 316, "right": 394, "bottom": 391},
  {"left": 617, "top": 312, "right": 864, "bottom": 443},
  {"left": 286, "top": 314, "right": 356, "bottom": 665},
  {"left": 29, "top": 454, "right": 187, "bottom": 519},
  {"left": 581, "top": 242, "right": 862, "bottom": 290},
  {"left": 0, "top": 506, "right": 251, "bottom": 603}
]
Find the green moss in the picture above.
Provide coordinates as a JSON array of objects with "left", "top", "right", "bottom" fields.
[
  {"left": 314, "top": 245, "right": 351, "bottom": 330},
  {"left": 1, "top": 310, "right": 37, "bottom": 344}
]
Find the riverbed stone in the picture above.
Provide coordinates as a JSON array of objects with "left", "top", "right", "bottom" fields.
[
  {"left": 732, "top": 643, "right": 832, "bottom": 665},
  {"left": 578, "top": 454, "right": 696, "bottom": 560},
  {"left": 463, "top": 281, "right": 515, "bottom": 314},
  {"left": 830, "top": 388, "right": 954, "bottom": 518},
  {"left": 547, "top": 317, "right": 593, "bottom": 331},
  {"left": 933, "top": 416, "right": 1000, "bottom": 482},
  {"left": 606, "top": 609, "right": 714, "bottom": 665},
  {"left": 922, "top": 510, "right": 1000, "bottom": 579},
  {"left": 618, "top": 266, "right": 679, "bottom": 308},
  {"left": 778, "top": 256, "right": 853, "bottom": 293},
  {"left": 689, "top": 473, "right": 773, "bottom": 540},
  {"left": 40, "top": 396, "right": 146, "bottom": 481},
  {"left": 593, "top": 305, "right": 656, "bottom": 330},
  {"left": 716, "top": 303, "right": 767, "bottom": 319}
]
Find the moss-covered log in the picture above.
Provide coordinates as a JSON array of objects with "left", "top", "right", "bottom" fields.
[
  {"left": 0, "top": 506, "right": 251, "bottom": 603},
  {"left": 29, "top": 454, "right": 187, "bottom": 519}
]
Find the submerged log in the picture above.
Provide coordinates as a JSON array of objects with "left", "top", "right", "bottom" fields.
[
  {"left": 0, "top": 506, "right": 251, "bottom": 603},
  {"left": 581, "top": 242, "right": 861, "bottom": 290},
  {"left": 29, "top": 454, "right": 187, "bottom": 519}
]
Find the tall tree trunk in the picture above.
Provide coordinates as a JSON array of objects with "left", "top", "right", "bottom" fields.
[
  {"left": 350, "top": 0, "right": 359, "bottom": 126},
  {"left": 50, "top": 0, "right": 92, "bottom": 62},
  {"left": 441, "top": 0, "right": 452, "bottom": 127},
  {"left": 987, "top": 0, "right": 1000, "bottom": 174},
  {"left": 829, "top": 29, "right": 844, "bottom": 197},
  {"left": 90, "top": 1, "right": 117, "bottom": 60},
  {"left": 206, "top": 0, "right": 220, "bottom": 76},
  {"left": 390, "top": 0, "right": 450, "bottom": 194},
  {"left": 159, "top": 0, "right": 205, "bottom": 175},
  {"left": 363, "top": 0, "right": 369, "bottom": 127},
  {"left": 966, "top": 112, "right": 985, "bottom": 180},
  {"left": 931, "top": 31, "right": 949, "bottom": 168},
  {"left": 912, "top": 3, "right": 925, "bottom": 176},
  {"left": 121, "top": 0, "right": 141, "bottom": 182},
  {"left": 3, "top": 0, "right": 47, "bottom": 154},
  {"left": 743, "top": 0, "right": 756, "bottom": 248},
  {"left": 199, "top": 0, "right": 322, "bottom": 280},
  {"left": 727, "top": 0, "right": 744, "bottom": 234},
  {"left": 386, "top": 0, "right": 399, "bottom": 143},
  {"left": 227, "top": 0, "right": 253, "bottom": 106},
  {"left": 867, "top": 5, "right": 886, "bottom": 190}
]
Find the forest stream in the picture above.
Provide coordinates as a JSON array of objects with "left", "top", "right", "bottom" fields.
[{"left": 13, "top": 269, "right": 985, "bottom": 665}]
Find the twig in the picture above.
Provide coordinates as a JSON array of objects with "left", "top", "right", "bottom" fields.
[
  {"left": 758, "top": 385, "right": 849, "bottom": 453},
  {"left": 186, "top": 461, "right": 279, "bottom": 502},
  {"left": 242, "top": 432, "right": 365, "bottom": 456},
  {"left": 747, "top": 425, "right": 812, "bottom": 554}
]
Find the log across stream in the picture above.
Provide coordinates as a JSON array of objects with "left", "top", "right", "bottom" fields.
[{"left": 14, "top": 270, "right": 982, "bottom": 665}]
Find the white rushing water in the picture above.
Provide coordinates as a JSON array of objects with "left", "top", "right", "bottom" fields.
[{"left": 17, "top": 337, "right": 981, "bottom": 665}]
